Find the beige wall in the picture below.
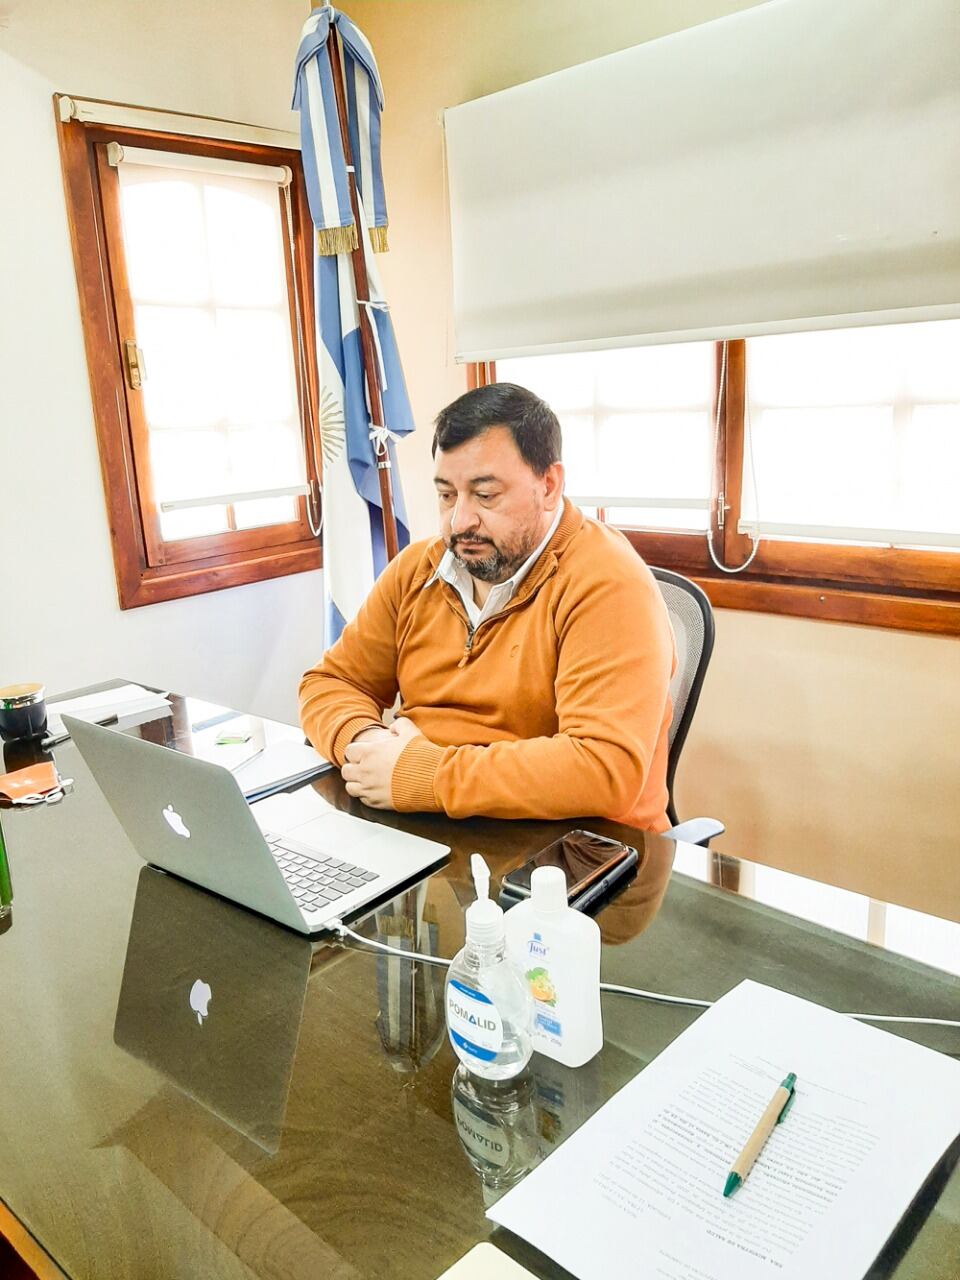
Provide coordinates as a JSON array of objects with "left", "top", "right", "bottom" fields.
[
  {"left": 0, "top": 0, "right": 322, "bottom": 724},
  {"left": 351, "top": 0, "right": 960, "bottom": 921}
]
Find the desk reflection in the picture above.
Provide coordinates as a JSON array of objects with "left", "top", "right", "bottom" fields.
[
  {"left": 451, "top": 1052, "right": 628, "bottom": 1204},
  {"left": 452, "top": 1066, "right": 541, "bottom": 1195},
  {"left": 593, "top": 837, "right": 674, "bottom": 946},
  {"left": 373, "top": 883, "right": 447, "bottom": 1072},
  {"left": 114, "top": 867, "right": 313, "bottom": 1153}
]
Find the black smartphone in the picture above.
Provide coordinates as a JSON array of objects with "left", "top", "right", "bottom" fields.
[{"left": 500, "top": 829, "right": 639, "bottom": 913}]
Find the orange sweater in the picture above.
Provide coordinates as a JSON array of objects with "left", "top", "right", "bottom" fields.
[{"left": 299, "top": 501, "right": 675, "bottom": 830}]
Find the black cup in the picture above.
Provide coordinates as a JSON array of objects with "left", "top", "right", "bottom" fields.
[{"left": 0, "top": 684, "right": 48, "bottom": 742}]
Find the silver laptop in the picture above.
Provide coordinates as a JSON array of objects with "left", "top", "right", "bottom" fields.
[
  {"left": 115, "top": 865, "right": 313, "bottom": 1152},
  {"left": 66, "top": 714, "right": 450, "bottom": 935}
]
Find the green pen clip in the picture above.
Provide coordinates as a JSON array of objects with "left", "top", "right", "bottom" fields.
[{"left": 776, "top": 1072, "right": 797, "bottom": 1123}]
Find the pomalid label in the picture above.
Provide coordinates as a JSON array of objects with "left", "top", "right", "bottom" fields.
[{"left": 447, "top": 978, "right": 504, "bottom": 1062}]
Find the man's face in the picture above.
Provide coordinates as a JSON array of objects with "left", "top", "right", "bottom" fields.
[{"left": 434, "top": 426, "right": 563, "bottom": 584}]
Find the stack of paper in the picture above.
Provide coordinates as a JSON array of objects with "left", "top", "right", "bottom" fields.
[
  {"left": 489, "top": 980, "right": 960, "bottom": 1280},
  {"left": 183, "top": 702, "right": 330, "bottom": 801},
  {"left": 47, "top": 683, "right": 171, "bottom": 737},
  {"left": 231, "top": 739, "right": 331, "bottom": 802}
]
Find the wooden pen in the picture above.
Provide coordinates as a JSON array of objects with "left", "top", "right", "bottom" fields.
[{"left": 723, "top": 1072, "right": 797, "bottom": 1197}]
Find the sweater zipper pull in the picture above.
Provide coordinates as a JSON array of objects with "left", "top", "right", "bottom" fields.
[{"left": 458, "top": 626, "right": 475, "bottom": 668}]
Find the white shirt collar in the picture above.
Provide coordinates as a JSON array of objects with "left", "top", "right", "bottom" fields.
[{"left": 429, "top": 501, "right": 564, "bottom": 628}]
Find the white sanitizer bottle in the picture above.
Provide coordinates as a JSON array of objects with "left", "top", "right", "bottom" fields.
[
  {"left": 505, "top": 865, "right": 603, "bottom": 1067},
  {"left": 445, "top": 855, "right": 533, "bottom": 1081}
]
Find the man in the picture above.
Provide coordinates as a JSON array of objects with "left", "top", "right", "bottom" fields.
[{"left": 299, "top": 382, "right": 675, "bottom": 829}]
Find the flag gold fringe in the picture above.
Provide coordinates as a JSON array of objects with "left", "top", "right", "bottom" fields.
[
  {"left": 316, "top": 223, "right": 359, "bottom": 256},
  {"left": 369, "top": 223, "right": 389, "bottom": 253}
]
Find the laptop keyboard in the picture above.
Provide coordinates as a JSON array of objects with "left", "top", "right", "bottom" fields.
[{"left": 264, "top": 833, "right": 379, "bottom": 915}]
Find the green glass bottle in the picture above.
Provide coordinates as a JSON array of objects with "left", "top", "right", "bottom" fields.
[{"left": 0, "top": 814, "right": 13, "bottom": 917}]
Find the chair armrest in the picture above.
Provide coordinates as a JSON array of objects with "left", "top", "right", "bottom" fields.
[{"left": 664, "top": 817, "right": 725, "bottom": 848}]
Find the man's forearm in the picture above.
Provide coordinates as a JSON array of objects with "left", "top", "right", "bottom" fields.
[
  {"left": 298, "top": 548, "right": 406, "bottom": 767},
  {"left": 389, "top": 731, "right": 653, "bottom": 822},
  {"left": 299, "top": 671, "right": 388, "bottom": 766}
]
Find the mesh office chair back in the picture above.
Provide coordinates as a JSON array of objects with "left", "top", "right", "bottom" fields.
[{"left": 650, "top": 568, "right": 716, "bottom": 826}]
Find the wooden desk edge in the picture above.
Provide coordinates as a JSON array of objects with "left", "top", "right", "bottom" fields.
[{"left": 0, "top": 1199, "right": 68, "bottom": 1280}]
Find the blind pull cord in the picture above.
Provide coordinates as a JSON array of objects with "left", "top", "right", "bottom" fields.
[{"left": 706, "top": 339, "right": 761, "bottom": 574}]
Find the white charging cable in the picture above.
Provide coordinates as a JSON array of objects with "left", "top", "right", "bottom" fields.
[
  {"left": 328, "top": 920, "right": 960, "bottom": 1029},
  {"left": 332, "top": 918, "right": 451, "bottom": 967}
]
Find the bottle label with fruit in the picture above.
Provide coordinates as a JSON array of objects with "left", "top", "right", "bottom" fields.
[{"left": 525, "top": 963, "right": 562, "bottom": 1040}]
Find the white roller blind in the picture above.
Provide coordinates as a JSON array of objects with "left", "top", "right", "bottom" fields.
[
  {"left": 57, "top": 95, "right": 299, "bottom": 150},
  {"left": 107, "top": 143, "right": 292, "bottom": 187},
  {"left": 444, "top": 0, "right": 960, "bottom": 361}
]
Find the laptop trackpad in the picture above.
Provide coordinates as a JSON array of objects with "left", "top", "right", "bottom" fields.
[
  {"left": 252, "top": 789, "right": 443, "bottom": 874},
  {"left": 251, "top": 787, "right": 336, "bottom": 832}
]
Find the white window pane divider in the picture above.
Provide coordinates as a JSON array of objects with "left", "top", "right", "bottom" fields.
[
  {"left": 569, "top": 496, "right": 711, "bottom": 510},
  {"left": 739, "top": 520, "right": 960, "bottom": 549},
  {"left": 160, "top": 484, "right": 309, "bottom": 512}
]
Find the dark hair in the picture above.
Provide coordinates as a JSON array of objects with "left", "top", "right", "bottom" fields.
[{"left": 432, "top": 382, "right": 562, "bottom": 475}]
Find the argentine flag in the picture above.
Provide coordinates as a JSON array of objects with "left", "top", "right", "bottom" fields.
[
  {"left": 293, "top": 7, "right": 414, "bottom": 645},
  {"left": 315, "top": 232, "right": 413, "bottom": 642}
]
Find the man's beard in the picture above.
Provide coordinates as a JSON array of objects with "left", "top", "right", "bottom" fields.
[{"left": 448, "top": 529, "right": 540, "bottom": 583}]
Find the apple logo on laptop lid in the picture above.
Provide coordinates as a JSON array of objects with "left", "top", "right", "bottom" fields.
[
  {"left": 162, "top": 804, "right": 190, "bottom": 839},
  {"left": 189, "top": 979, "right": 212, "bottom": 1026}
]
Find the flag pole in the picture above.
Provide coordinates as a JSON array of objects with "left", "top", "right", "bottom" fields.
[{"left": 318, "top": 6, "right": 400, "bottom": 562}]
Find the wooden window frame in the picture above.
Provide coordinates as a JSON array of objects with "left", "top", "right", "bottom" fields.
[
  {"left": 473, "top": 345, "right": 960, "bottom": 636},
  {"left": 56, "top": 101, "right": 322, "bottom": 609}
]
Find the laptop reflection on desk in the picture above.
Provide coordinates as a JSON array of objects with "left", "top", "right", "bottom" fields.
[{"left": 114, "top": 866, "right": 314, "bottom": 1153}]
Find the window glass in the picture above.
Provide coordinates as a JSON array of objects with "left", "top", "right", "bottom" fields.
[
  {"left": 217, "top": 310, "right": 295, "bottom": 426},
  {"left": 743, "top": 320, "right": 960, "bottom": 547},
  {"left": 229, "top": 424, "right": 303, "bottom": 493},
  {"left": 116, "top": 162, "right": 305, "bottom": 544},
  {"left": 234, "top": 496, "right": 298, "bottom": 530},
  {"left": 502, "top": 353, "right": 593, "bottom": 412},
  {"left": 150, "top": 430, "right": 230, "bottom": 506},
  {"left": 205, "top": 178, "right": 286, "bottom": 307},
  {"left": 137, "top": 306, "right": 219, "bottom": 428},
  {"left": 900, "top": 405, "right": 960, "bottom": 537},
  {"left": 119, "top": 174, "right": 208, "bottom": 304},
  {"left": 159, "top": 506, "right": 229, "bottom": 540},
  {"left": 743, "top": 406, "right": 895, "bottom": 532},
  {"left": 500, "top": 342, "right": 714, "bottom": 531}
]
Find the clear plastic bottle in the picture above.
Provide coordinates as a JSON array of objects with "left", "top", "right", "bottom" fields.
[{"left": 445, "top": 855, "right": 533, "bottom": 1081}]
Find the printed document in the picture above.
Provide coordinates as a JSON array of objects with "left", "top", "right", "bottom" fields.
[{"left": 488, "top": 980, "right": 960, "bottom": 1280}]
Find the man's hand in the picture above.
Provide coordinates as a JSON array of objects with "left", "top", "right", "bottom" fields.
[
  {"left": 351, "top": 725, "right": 392, "bottom": 747},
  {"left": 342, "top": 717, "right": 422, "bottom": 809}
]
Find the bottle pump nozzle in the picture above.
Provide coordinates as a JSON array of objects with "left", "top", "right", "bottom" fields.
[
  {"left": 466, "top": 853, "right": 502, "bottom": 946},
  {"left": 471, "top": 853, "right": 490, "bottom": 902}
]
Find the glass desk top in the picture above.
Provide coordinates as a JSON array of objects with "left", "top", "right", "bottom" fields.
[{"left": 0, "top": 688, "right": 957, "bottom": 1280}]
